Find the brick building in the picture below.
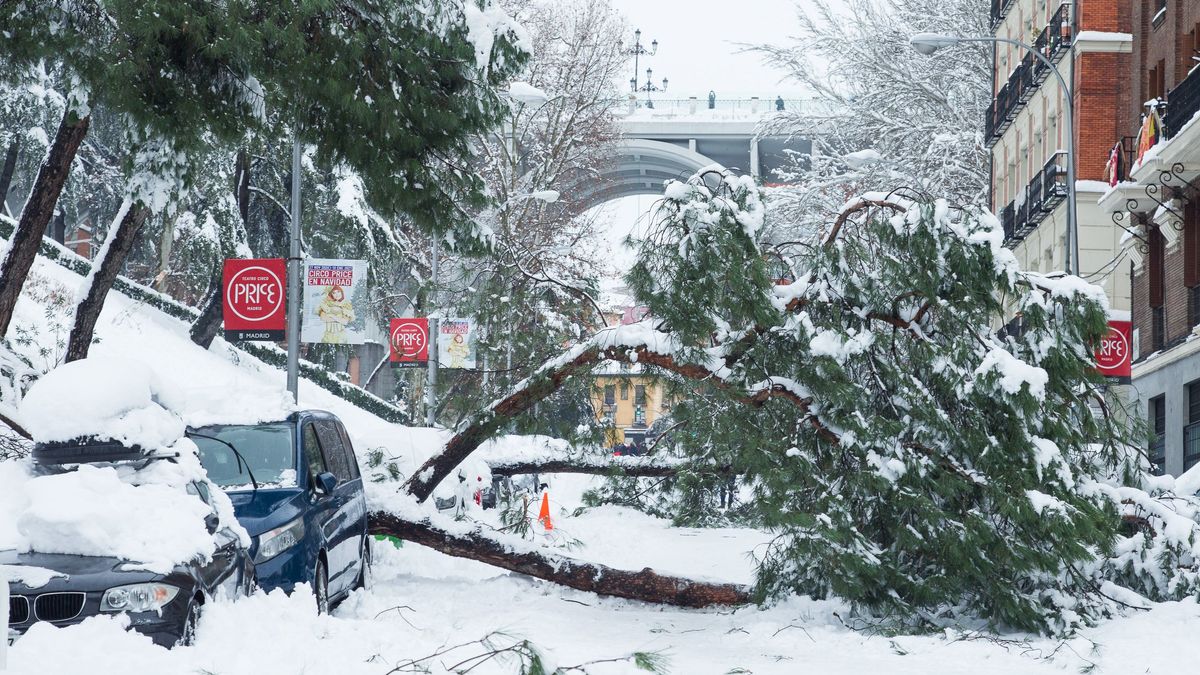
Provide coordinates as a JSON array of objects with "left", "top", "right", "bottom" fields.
[
  {"left": 1099, "top": 1, "right": 1200, "bottom": 475},
  {"left": 988, "top": 0, "right": 1132, "bottom": 315}
]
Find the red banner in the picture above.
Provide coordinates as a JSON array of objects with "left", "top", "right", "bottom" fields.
[
  {"left": 390, "top": 318, "right": 429, "bottom": 367},
  {"left": 1095, "top": 320, "right": 1132, "bottom": 384},
  {"left": 223, "top": 258, "right": 287, "bottom": 341}
]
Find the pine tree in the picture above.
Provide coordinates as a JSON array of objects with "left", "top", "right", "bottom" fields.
[{"left": 622, "top": 169, "right": 1148, "bottom": 634}]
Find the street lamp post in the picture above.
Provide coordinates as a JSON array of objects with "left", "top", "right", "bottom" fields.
[
  {"left": 910, "top": 33, "right": 1079, "bottom": 276},
  {"left": 626, "top": 29, "right": 657, "bottom": 93}
]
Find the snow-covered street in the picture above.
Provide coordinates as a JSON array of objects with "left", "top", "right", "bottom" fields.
[{"left": 9, "top": 501, "right": 1200, "bottom": 674}]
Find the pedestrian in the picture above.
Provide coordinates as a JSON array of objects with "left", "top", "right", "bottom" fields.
[
  {"left": 707, "top": 90, "right": 716, "bottom": 109},
  {"left": 775, "top": 95, "right": 785, "bottom": 111}
]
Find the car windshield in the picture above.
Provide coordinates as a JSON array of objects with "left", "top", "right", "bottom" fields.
[{"left": 193, "top": 423, "right": 297, "bottom": 490}]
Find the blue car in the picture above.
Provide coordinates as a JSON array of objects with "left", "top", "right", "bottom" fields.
[{"left": 190, "top": 411, "right": 369, "bottom": 613}]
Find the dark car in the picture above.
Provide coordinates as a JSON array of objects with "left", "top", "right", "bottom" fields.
[
  {"left": 191, "top": 410, "right": 369, "bottom": 613},
  {"left": 6, "top": 445, "right": 253, "bottom": 648}
]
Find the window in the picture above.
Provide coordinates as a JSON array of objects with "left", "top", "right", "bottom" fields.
[
  {"left": 1150, "top": 395, "right": 1167, "bottom": 475},
  {"left": 620, "top": 382, "right": 629, "bottom": 400},
  {"left": 604, "top": 385, "right": 616, "bottom": 406},
  {"left": 336, "top": 422, "right": 360, "bottom": 479},
  {"left": 1150, "top": 225, "right": 1166, "bottom": 349},
  {"left": 1149, "top": 60, "right": 1167, "bottom": 102},
  {"left": 315, "top": 420, "right": 351, "bottom": 481},
  {"left": 1187, "top": 384, "right": 1200, "bottom": 471},
  {"left": 634, "top": 385, "right": 647, "bottom": 406},
  {"left": 303, "top": 424, "right": 326, "bottom": 480}
]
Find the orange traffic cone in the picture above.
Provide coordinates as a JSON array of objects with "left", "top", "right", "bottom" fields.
[{"left": 538, "top": 491, "right": 553, "bottom": 531}]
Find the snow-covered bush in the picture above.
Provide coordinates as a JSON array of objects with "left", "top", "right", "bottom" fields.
[{"left": 624, "top": 169, "right": 1200, "bottom": 634}]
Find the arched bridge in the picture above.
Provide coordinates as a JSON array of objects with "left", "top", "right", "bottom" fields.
[{"left": 577, "top": 98, "right": 813, "bottom": 209}]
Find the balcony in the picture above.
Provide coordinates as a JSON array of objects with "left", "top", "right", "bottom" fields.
[
  {"left": 984, "top": 3, "right": 1074, "bottom": 148},
  {"left": 990, "top": 0, "right": 1014, "bottom": 29},
  {"left": 1165, "top": 64, "right": 1200, "bottom": 140},
  {"left": 999, "top": 153, "right": 1069, "bottom": 248}
]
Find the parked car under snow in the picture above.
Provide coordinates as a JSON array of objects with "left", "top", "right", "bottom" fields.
[{"left": 2, "top": 358, "right": 256, "bottom": 648}]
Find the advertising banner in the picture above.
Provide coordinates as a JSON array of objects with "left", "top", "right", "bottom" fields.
[
  {"left": 223, "top": 258, "right": 286, "bottom": 341},
  {"left": 437, "top": 318, "right": 476, "bottom": 369},
  {"left": 389, "top": 318, "right": 429, "bottom": 367},
  {"left": 302, "top": 259, "right": 368, "bottom": 345},
  {"left": 1095, "top": 320, "right": 1132, "bottom": 384}
]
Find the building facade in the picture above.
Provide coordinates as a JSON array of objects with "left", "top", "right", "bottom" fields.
[
  {"left": 989, "top": 0, "right": 1132, "bottom": 312},
  {"left": 1098, "top": 0, "right": 1200, "bottom": 475},
  {"left": 590, "top": 366, "right": 669, "bottom": 446}
]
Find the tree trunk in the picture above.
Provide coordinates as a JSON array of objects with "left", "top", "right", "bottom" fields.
[
  {"left": 66, "top": 201, "right": 150, "bottom": 362},
  {"left": 368, "top": 511, "right": 750, "bottom": 608},
  {"left": 488, "top": 458, "right": 728, "bottom": 478},
  {"left": 190, "top": 277, "right": 224, "bottom": 349},
  {"left": 0, "top": 139, "right": 19, "bottom": 217},
  {"left": 0, "top": 109, "right": 90, "bottom": 338},
  {"left": 191, "top": 148, "right": 251, "bottom": 350},
  {"left": 156, "top": 213, "right": 174, "bottom": 293}
]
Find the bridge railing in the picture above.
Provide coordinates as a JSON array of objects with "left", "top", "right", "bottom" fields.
[{"left": 618, "top": 97, "right": 809, "bottom": 118}]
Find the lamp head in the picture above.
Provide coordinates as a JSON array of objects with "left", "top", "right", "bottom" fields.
[{"left": 909, "top": 33, "right": 961, "bottom": 56}]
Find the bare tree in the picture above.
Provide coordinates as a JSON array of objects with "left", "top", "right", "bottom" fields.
[{"left": 754, "top": 0, "right": 990, "bottom": 240}]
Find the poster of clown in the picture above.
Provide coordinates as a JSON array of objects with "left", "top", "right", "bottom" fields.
[
  {"left": 437, "top": 318, "right": 477, "bottom": 369},
  {"left": 301, "top": 258, "right": 369, "bottom": 344}
]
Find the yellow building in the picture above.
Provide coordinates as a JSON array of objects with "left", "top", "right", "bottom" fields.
[{"left": 590, "top": 364, "right": 669, "bottom": 447}]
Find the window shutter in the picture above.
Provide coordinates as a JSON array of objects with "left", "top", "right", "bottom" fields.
[{"left": 1150, "top": 225, "right": 1166, "bottom": 308}]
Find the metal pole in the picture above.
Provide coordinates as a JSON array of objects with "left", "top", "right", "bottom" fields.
[
  {"left": 425, "top": 237, "right": 439, "bottom": 427},
  {"left": 286, "top": 130, "right": 302, "bottom": 402},
  {"left": 958, "top": 36, "right": 1079, "bottom": 275}
]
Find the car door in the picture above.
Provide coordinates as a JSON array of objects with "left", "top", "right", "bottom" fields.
[
  {"left": 302, "top": 422, "right": 337, "bottom": 585},
  {"left": 313, "top": 420, "right": 358, "bottom": 594},
  {"left": 335, "top": 420, "right": 368, "bottom": 578}
]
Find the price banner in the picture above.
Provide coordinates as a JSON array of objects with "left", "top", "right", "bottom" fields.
[
  {"left": 389, "top": 318, "right": 429, "bottom": 367},
  {"left": 223, "top": 258, "right": 286, "bottom": 341}
]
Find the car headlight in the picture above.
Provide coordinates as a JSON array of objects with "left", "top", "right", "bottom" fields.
[
  {"left": 255, "top": 517, "right": 305, "bottom": 563},
  {"left": 100, "top": 583, "right": 180, "bottom": 613}
]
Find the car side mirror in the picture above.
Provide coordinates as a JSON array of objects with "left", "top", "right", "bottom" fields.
[
  {"left": 315, "top": 471, "right": 338, "bottom": 495},
  {"left": 204, "top": 513, "right": 220, "bottom": 535}
]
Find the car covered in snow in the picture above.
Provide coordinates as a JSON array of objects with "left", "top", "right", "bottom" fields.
[
  {"left": 191, "top": 410, "right": 369, "bottom": 613},
  {"left": 6, "top": 443, "right": 254, "bottom": 647},
  {"left": 3, "top": 358, "right": 256, "bottom": 648}
]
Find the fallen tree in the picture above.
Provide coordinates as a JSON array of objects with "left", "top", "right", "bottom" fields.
[
  {"left": 487, "top": 457, "right": 704, "bottom": 478},
  {"left": 367, "top": 510, "right": 750, "bottom": 608}
]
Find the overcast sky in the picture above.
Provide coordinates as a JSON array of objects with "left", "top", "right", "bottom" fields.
[
  {"left": 594, "top": 0, "right": 820, "bottom": 294},
  {"left": 606, "top": 0, "right": 811, "bottom": 99}
]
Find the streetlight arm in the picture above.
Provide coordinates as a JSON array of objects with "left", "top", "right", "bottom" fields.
[{"left": 921, "top": 34, "right": 1078, "bottom": 275}]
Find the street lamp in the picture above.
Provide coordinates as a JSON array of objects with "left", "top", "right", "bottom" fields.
[
  {"left": 909, "top": 32, "right": 1079, "bottom": 276},
  {"left": 625, "top": 29, "right": 659, "bottom": 93}
]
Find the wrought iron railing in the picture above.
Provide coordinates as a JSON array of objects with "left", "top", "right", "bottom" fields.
[
  {"left": 990, "top": 0, "right": 1014, "bottom": 28},
  {"left": 1150, "top": 433, "right": 1166, "bottom": 475},
  {"left": 999, "top": 153, "right": 1070, "bottom": 247},
  {"left": 985, "top": 3, "right": 1074, "bottom": 147},
  {"left": 1166, "top": 64, "right": 1200, "bottom": 139},
  {"left": 1185, "top": 421, "right": 1200, "bottom": 471}
]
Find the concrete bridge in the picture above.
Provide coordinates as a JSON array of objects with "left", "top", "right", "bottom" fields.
[{"left": 578, "top": 97, "right": 813, "bottom": 208}]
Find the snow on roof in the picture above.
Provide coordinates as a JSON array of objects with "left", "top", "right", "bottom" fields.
[
  {"left": 18, "top": 357, "right": 187, "bottom": 449},
  {"left": 1, "top": 459, "right": 221, "bottom": 574}
]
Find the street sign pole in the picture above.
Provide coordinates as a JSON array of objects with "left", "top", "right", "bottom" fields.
[
  {"left": 426, "top": 237, "right": 439, "bottom": 426},
  {"left": 286, "top": 131, "right": 301, "bottom": 403}
]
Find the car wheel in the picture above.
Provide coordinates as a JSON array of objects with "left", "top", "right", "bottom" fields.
[
  {"left": 314, "top": 559, "right": 330, "bottom": 615},
  {"left": 353, "top": 537, "right": 372, "bottom": 591},
  {"left": 178, "top": 600, "right": 201, "bottom": 647}
]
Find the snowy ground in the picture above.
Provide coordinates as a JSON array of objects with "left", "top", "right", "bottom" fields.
[
  {"left": 9, "top": 502, "right": 1200, "bottom": 674},
  {"left": 5, "top": 252, "right": 1200, "bottom": 673}
]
